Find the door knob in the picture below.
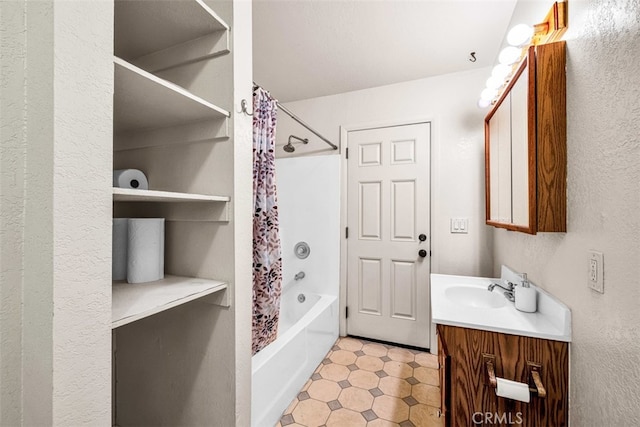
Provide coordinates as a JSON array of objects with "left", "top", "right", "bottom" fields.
[
  {"left": 418, "top": 249, "right": 428, "bottom": 258},
  {"left": 418, "top": 234, "right": 427, "bottom": 242}
]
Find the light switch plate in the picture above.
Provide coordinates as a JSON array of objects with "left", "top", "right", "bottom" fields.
[
  {"left": 450, "top": 218, "right": 469, "bottom": 234},
  {"left": 588, "top": 251, "right": 604, "bottom": 293}
]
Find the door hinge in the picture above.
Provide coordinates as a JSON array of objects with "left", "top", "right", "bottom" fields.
[
  {"left": 346, "top": 306, "right": 349, "bottom": 318},
  {"left": 345, "top": 227, "right": 349, "bottom": 239},
  {"left": 345, "top": 147, "right": 349, "bottom": 159}
]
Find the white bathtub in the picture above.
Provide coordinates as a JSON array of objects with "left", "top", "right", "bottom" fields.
[{"left": 251, "top": 283, "right": 339, "bottom": 427}]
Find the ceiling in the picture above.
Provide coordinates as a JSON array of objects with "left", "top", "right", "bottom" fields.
[{"left": 253, "top": 0, "right": 518, "bottom": 103}]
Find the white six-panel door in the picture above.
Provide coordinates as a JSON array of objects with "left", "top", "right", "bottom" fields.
[{"left": 346, "top": 123, "right": 431, "bottom": 348}]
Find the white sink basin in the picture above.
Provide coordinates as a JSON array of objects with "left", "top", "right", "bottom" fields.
[
  {"left": 431, "top": 269, "right": 572, "bottom": 342},
  {"left": 444, "top": 285, "right": 507, "bottom": 309}
]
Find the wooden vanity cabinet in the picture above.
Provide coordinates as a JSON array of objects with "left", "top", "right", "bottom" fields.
[{"left": 437, "top": 324, "right": 569, "bottom": 427}]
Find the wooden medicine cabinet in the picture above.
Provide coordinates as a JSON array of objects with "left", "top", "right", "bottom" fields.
[{"left": 485, "top": 41, "right": 566, "bottom": 234}]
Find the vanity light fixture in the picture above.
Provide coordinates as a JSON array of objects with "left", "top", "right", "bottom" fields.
[
  {"left": 491, "top": 64, "right": 512, "bottom": 80},
  {"left": 477, "top": 0, "right": 568, "bottom": 109},
  {"left": 480, "top": 87, "right": 498, "bottom": 102},
  {"left": 507, "top": 23, "right": 534, "bottom": 47},
  {"left": 486, "top": 75, "right": 504, "bottom": 90},
  {"left": 478, "top": 98, "right": 492, "bottom": 108},
  {"left": 498, "top": 46, "right": 523, "bottom": 65}
]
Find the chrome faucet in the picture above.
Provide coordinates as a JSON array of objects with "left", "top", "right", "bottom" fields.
[
  {"left": 488, "top": 281, "right": 516, "bottom": 302},
  {"left": 294, "top": 271, "right": 305, "bottom": 281}
]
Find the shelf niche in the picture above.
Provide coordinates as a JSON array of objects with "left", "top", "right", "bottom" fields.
[{"left": 112, "top": 275, "right": 229, "bottom": 329}]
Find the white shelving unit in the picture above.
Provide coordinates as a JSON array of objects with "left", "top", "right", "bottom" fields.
[
  {"left": 113, "top": 187, "right": 229, "bottom": 203},
  {"left": 114, "top": 0, "right": 229, "bottom": 60},
  {"left": 111, "top": 1, "right": 249, "bottom": 424},
  {"left": 114, "top": 57, "right": 229, "bottom": 132},
  {"left": 112, "top": 276, "right": 228, "bottom": 329}
]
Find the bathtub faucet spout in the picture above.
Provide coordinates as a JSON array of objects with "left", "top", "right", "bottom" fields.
[{"left": 294, "top": 271, "right": 305, "bottom": 281}]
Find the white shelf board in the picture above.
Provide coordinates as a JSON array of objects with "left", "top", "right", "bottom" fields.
[
  {"left": 114, "top": 0, "right": 229, "bottom": 60},
  {"left": 114, "top": 57, "right": 229, "bottom": 132},
  {"left": 112, "top": 275, "right": 228, "bottom": 329},
  {"left": 113, "top": 188, "right": 229, "bottom": 203}
]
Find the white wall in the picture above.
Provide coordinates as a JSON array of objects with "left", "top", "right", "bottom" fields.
[
  {"left": 492, "top": 0, "right": 640, "bottom": 424},
  {"left": 275, "top": 68, "right": 494, "bottom": 278},
  {"left": 1, "top": 1, "right": 113, "bottom": 425},
  {"left": 276, "top": 155, "right": 341, "bottom": 298}
]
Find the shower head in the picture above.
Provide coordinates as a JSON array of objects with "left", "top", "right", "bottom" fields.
[{"left": 283, "top": 135, "right": 309, "bottom": 153}]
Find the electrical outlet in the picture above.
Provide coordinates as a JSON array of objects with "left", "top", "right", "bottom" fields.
[{"left": 588, "top": 251, "right": 604, "bottom": 293}]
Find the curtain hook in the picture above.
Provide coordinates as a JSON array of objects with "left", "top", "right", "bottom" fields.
[{"left": 240, "top": 99, "right": 253, "bottom": 116}]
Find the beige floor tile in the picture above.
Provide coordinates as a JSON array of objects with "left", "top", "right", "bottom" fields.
[
  {"left": 415, "top": 352, "right": 439, "bottom": 369},
  {"left": 383, "top": 360, "right": 413, "bottom": 379},
  {"left": 319, "top": 363, "right": 351, "bottom": 382},
  {"left": 348, "top": 369, "right": 380, "bottom": 390},
  {"left": 300, "top": 378, "right": 312, "bottom": 392},
  {"left": 372, "top": 395, "right": 410, "bottom": 423},
  {"left": 326, "top": 408, "right": 367, "bottom": 427},
  {"left": 280, "top": 338, "right": 444, "bottom": 427},
  {"left": 338, "top": 337, "right": 364, "bottom": 351},
  {"left": 367, "top": 419, "right": 400, "bottom": 427},
  {"left": 355, "top": 355, "right": 384, "bottom": 372},
  {"left": 337, "top": 386, "right": 374, "bottom": 412},
  {"left": 378, "top": 376, "right": 411, "bottom": 398},
  {"left": 329, "top": 349, "right": 357, "bottom": 365},
  {"left": 409, "top": 403, "right": 444, "bottom": 427},
  {"left": 307, "top": 379, "right": 341, "bottom": 402},
  {"left": 412, "top": 383, "right": 441, "bottom": 407},
  {"left": 413, "top": 366, "right": 439, "bottom": 386},
  {"left": 387, "top": 347, "right": 415, "bottom": 363},
  {"left": 283, "top": 397, "right": 298, "bottom": 415},
  {"left": 291, "top": 398, "right": 331, "bottom": 426},
  {"left": 361, "top": 343, "right": 389, "bottom": 357}
]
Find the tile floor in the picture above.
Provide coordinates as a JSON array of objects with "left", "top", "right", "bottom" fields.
[{"left": 277, "top": 336, "right": 444, "bottom": 427}]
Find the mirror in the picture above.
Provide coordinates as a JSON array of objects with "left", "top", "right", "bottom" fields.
[{"left": 485, "top": 48, "right": 536, "bottom": 234}]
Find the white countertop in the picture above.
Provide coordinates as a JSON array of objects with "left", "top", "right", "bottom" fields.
[{"left": 431, "top": 273, "right": 571, "bottom": 342}]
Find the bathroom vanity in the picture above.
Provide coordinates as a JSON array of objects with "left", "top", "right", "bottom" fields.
[{"left": 431, "top": 272, "right": 571, "bottom": 426}]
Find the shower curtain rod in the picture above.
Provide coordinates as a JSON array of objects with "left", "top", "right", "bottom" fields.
[{"left": 253, "top": 82, "right": 338, "bottom": 150}]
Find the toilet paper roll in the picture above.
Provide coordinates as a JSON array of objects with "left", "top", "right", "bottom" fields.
[
  {"left": 496, "top": 377, "right": 531, "bottom": 403},
  {"left": 127, "top": 218, "right": 165, "bottom": 284},
  {"left": 113, "top": 169, "right": 149, "bottom": 190},
  {"left": 112, "top": 218, "right": 128, "bottom": 281}
]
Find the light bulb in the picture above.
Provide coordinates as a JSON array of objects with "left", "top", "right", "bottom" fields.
[
  {"left": 478, "top": 98, "right": 492, "bottom": 108},
  {"left": 486, "top": 76, "right": 504, "bottom": 90},
  {"left": 507, "top": 24, "right": 534, "bottom": 47},
  {"left": 480, "top": 88, "right": 498, "bottom": 101},
  {"left": 491, "top": 64, "right": 511, "bottom": 80},
  {"left": 498, "top": 46, "right": 522, "bottom": 65}
]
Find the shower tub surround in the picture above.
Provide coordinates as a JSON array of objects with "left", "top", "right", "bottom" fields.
[{"left": 252, "top": 155, "right": 340, "bottom": 427}]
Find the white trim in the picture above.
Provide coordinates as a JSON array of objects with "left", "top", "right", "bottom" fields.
[{"left": 339, "top": 117, "right": 436, "bottom": 344}]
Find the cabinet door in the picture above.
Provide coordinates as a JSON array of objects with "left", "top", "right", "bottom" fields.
[
  {"left": 437, "top": 330, "right": 450, "bottom": 426},
  {"left": 439, "top": 326, "right": 568, "bottom": 427},
  {"left": 487, "top": 93, "right": 512, "bottom": 224}
]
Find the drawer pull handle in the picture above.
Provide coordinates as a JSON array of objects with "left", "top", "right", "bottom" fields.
[
  {"left": 483, "top": 353, "right": 497, "bottom": 388},
  {"left": 528, "top": 362, "right": 547, "bottom": 398}
]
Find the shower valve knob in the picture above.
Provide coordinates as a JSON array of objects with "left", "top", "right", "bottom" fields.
[{"left": 418, "top": 249, "right": 428, "bottom": 258}]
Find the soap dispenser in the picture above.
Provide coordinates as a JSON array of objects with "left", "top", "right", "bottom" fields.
[{"left": 515, "top": 273, "right": 537, "bottom": 313}]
